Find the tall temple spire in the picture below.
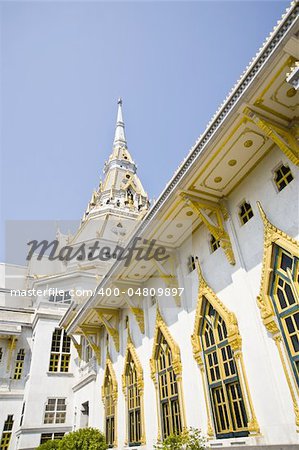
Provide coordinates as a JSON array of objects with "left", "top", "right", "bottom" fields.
[
  {"left": 81, "top": 99, "right": 149, "bottom": 223},
  {"left": 113, "top": 98, "right": 126, "bottom": 147},
  {"left": 108, "top": 98, "right": 134, "bottom": 164}
]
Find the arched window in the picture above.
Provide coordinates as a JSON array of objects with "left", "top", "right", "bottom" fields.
[
  {"left": 270, "top": 245, "right": 299, "bottom": 384},
  {"left": 104, "top": 370, "right": 115, "bottom": 448},
  {"left": 102, "top": 357, "right": 117, "bottom": 448},
  {"left": 150, "top": 309, "right": 187, "bottom": 442},
  {"left": 257, "top": 202, "right": 299, "bottom": 424},
  {"left": 192, "top": 264, "right": 259, "bottom": 438},
  {"left": 201, "top": 300, "right": 248, "bottom": 438},
  {"left": 156, "top": 331, "right": 182, "bottom": 439},
  {"left": 125, "top": 188, "right": 134, "bottom": 206},
  {"left": 124, "top": 353, "right": 142, "bottom": 445},
  {"left": 150, "top": 310, "right": 185, "bottom": 441}
]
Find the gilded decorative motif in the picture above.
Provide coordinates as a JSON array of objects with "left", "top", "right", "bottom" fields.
[
  {"left": 101, "top": 351, "right": 118, "bottom": 447},
  {"left": 150, "top": 307, "right": 182, "bottom": 381},
  {"left": 256, "top": 201, "right": 299, "bottom": 428},
  {"left": 150, "top": 307, "right": 186, "bottom": 440},
  {"left": 79, "top": 327, "right": 101, "bottom": 364},
  {"left": 94, "top": 309, "right": 120, "bottom": 352},
  {"left": 70, "top": 335, "right": 82, "bottom": 360},
  {"left": 191, "top": 259, "right": 260, "bottom": 436},
  {"left": 243, "top": 107, "right": 299, "bottom": 166},
  {"left": 154, "top": 260, "right": 181, "bottom": 306},
  {"left": 104, "top": 352, "right": 118, "bottom": 403},
  {"left": 180, "top": 193, "right": 235, "bottom": 265},
  {"left": 122, "top": 329, "right": 146, "bottom": 445}
]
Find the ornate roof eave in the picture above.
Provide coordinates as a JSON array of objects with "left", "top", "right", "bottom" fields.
[
  {"left": 108, "top": 2, "right": 298, "bottom": 238},
  {"left": 64, "top": 2, "right": 298, "bottom": 334},
  {"left": 144, "top": 2, "right": 298, "bottom": 218}
]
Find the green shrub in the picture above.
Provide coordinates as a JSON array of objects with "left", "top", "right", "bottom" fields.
[
  {"left": 58, "top": 428, "right": 108, "bottom": 450},
  {"left": 36, "top": 440, "right": 60, "bottom": 450},
  {"left": 154, "top": 427, "right": 206, "bottom": 450}
]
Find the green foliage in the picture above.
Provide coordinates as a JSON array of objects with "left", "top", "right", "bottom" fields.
[
  {"left": 57, "top": 428, "right": 108, "bottom": 450},
  {"left": 154, "top": 427, "right": 206, "bottom": 450},
  {"left": 36, "top": 440, "right": 60, "bottom": 450}
]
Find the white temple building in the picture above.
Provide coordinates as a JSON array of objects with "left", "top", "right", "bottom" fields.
[{"left": 0, "top": 2, "right": 298, "bottom": 449}]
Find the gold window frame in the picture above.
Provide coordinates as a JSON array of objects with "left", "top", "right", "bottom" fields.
[
  {"left": 150, "top": 308, "right": 186, "bottom": 442},
  {"left": 274, "top": 164, "right": 294, "bottom": 191},
  {"left": 49, "top": 329, "right": 71, "bottom": 373},
  {"left": 239, "top": 201, "right": 254, "bottom": 225},
  {"left": 122, "top": 329, "right": 146, "bottom": 446},
  {"left": 256, "top": 201, "right": 299, "bottom": 428},
  {"left": 191, "top": 261, "right": 259, "bottom": 438},
  {"left": 102, "top": 352, "right": 118, "bottom": 448}
]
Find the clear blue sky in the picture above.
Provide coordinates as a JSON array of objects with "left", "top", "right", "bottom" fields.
[{"left": 0, "top": 1, "right": 289, "bottom": 261}]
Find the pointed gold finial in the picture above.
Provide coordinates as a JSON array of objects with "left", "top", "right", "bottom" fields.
[
  {"left": 127, "top": 325, "right": 132, "bottom": 345},
  {"left": 195, "top": 256, "right": 207, "bottom": 290},
  {"left": 106, "top": 348, "right": 111, "bottom": 362},
  {"left": 156, "top": 302, "right": 162, "bottom": 321},
  {"left": 256, "top": 201, "right": 267, "bottom": 223}
]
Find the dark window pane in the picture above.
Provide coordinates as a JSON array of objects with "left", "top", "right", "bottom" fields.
[
  {"left": 286, "top": 317, "right": 295, "bottom": 334},
  {"left": 285, "top": 284, "right": 295, "bottom": 305},
  {"left": 291, "top": 335, "right": 299, "bottom": 353},
  {"left": 277, "top": 288, "right": 287, "bottom": 309},
  {"left": 280, "top": 253, "right": 293, "bottom": 271}
]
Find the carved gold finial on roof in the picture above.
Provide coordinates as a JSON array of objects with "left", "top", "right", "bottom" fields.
[
  {"left": 256, "top": 201, "right": 267, "bottom": 224},
  {"left": 195, "top": 256, "right": 208, "bottom": 291}
]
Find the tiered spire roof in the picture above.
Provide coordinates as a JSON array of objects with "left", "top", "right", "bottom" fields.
[{"left": 82, "top": 99, "right": 149, "bottom": 223}]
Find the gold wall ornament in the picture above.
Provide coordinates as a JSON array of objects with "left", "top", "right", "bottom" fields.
[
  {"left": 153, "top": 260, "right": 181, "bottom": 306},
  {"left": 243, "top": 107, "right": 299, "bottom": 166},
  {"left": 150, "top": 306, "right": 186, "bottom": 441},
  {"left": 121, "top": 293, "right": 145, "bottom": 334},
  {"left": 192, "top": 259, "right": 242, "bottom": 351},
  {"left": 94, "top": 308, "right": 120, "bottom": 352},
  {"left": 130, "top": 307, "right": 145, "bottom": 334},
  {"left": 70, "top": 335, "right": 82, "bottom": 361},
  {"left": 102, "top": 351, "right": 118, "bottom": 402},
  {"left": 191, "top": 258, "right": 260, "bottom": 436},
  {"left": 122, "top": 328, "right": 146, "bottom": 445},
  {"left": 256, "top": 201, "right": 299, "bottom": 428},
  {"left": 150, "top": 307, "right": 183, "bottom": 380},
  {"left": 79, "top": 327, "right": 101, "bottom": 364},
  {"left": 180, "top": 193, "right": 236, "bottom": 265},
  {"left": 274, "top": 335, "right": 299, "bottom": 427},
  {"left": 6, "top": 337, "right": 17, "bottom": 372},
  {"left": 102, "top": 350, "right": 118, "bottom": 447},
  {"left": 256, "top": 200, "right": 299, "bottom": 331},
  {"left": 122, "top": 329, "right": 144, "bottom": 394},
  {"left": 191, "top": 331, "right": 214, "bottom": 438}
]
